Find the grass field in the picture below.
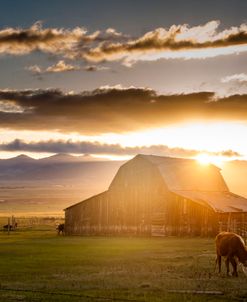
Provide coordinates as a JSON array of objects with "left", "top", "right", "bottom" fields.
[{"left": 0, "top": 227, "right": 247, "bottom": 302}]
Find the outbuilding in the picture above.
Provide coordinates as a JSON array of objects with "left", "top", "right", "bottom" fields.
[{"left": 65, "top": 154, "right": 247, "bottom": 236}]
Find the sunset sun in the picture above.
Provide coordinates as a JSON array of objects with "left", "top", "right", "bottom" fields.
[
  {"left": 196, "top": 153, "right": 212, "bottom": 165},
  {"left": 195, "top": 153, "right": 224, "bottom": 167}
]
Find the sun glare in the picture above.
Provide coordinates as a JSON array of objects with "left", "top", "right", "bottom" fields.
[
  {"left": 98, "top": 121, "right": 247, "bottom": 157},
  {"left": 196, "top": 154, "right": 212, "bottom": 165},
  {"left": 195, "top": 153, "right": 225, "bottom": 167}
]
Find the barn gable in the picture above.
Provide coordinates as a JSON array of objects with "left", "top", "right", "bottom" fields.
[{"left": 109, "top": 154, "right": 168, "bottom": 192}]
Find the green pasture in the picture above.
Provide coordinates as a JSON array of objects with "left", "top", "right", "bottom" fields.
[{"left": 0, "top": 226, "right": 247, "bottom": 301}]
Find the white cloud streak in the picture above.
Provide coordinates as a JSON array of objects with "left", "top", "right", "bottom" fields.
[{"left": 221, "top": 73, "right": 247, "bottom": 83}]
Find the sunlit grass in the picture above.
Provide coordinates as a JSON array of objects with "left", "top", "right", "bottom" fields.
[{"left": 0, "top": 227, "right": 247, "bottom": 301}]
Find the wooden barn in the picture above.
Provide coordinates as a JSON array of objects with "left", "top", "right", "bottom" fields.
[{"left": 64, "top": 154, "right": 247, "bottom": 237}]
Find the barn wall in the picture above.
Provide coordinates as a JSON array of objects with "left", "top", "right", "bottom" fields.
[
  {"left": 65, "top": 190, "right": 220, "bottom": 236},
  {"left": 164, "top": 194, "right": 218, "bottom": 236},
  {"left": 65, "top": 192, "right": 109, "bottom": 235}
]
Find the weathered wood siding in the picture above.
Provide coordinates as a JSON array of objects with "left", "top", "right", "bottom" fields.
[
  {"left": 65, "top": 192, "right": 108, "bottom": 235},
  {"left": 164, "top": 194, "right": 218, "bottom": 236}
]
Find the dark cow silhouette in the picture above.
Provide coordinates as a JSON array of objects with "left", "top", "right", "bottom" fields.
[
  {"left": 215, "top": 231, "right": 247, "bottom": 276},
  {"left": 3, "top": 223, "right": 17, "bottom": 231},
  {"left": 56, "top": 223, "right": 65, "bottom": 235},
  {"left": 3, "top": 224, "right": 13, "bottom": 231}
]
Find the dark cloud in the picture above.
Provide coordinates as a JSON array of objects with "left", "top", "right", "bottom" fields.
[
  {"left": 0, "top": 139, "right": 241, "bottom": 159},
  {"left": 0, "top": 87, "right": 247, "bottom": 134},
  {"left": 84, "top": 65, "right": 109, "bottom": 72}
]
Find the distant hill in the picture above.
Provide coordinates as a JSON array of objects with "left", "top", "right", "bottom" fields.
[
  {"left": 0, "top": 154, "right": 36, "bottom": 165},
  {"left": 39, "top": 153, "right": 80, "bottom": 163}
]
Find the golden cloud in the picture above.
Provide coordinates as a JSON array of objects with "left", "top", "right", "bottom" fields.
[{"left": 0, "top": 21, "right": 247, "bottom": 63}]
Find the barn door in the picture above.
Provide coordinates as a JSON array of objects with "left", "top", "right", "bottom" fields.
[{"left": 151, "top": 212, "right": 166, "bottom": 236}]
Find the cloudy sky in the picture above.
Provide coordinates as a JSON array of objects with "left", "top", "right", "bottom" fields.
[{"left": 0, "top": 0, "right": 247, "bottom": 162}]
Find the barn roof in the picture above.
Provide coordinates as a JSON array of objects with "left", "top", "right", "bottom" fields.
[
  {"left": 64, "top": 191, "right": 107, "bottom": 210},
  {"left": 138, "top": 154, "right": 229, "bottom": 192},
  {"left": 136, "top": 155, "right": 247, "bottom": 212},
  {"left": 172, "top": 190, "right": 247, "bottom": 213}
]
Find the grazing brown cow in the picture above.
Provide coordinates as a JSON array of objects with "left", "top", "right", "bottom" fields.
[{"left": 215, "top": 232, "right": 247, "bottom": 277}]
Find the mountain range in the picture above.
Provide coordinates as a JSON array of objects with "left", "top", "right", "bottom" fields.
[{"left": 0, "top": 153, "right": 123, "bottom": 181}]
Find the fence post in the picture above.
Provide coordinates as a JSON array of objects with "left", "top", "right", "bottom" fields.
[
  {"left": 7, "top": 217, "right": 10, "bottom": 235},
  {"left": 12, "top": 215, "right": 15, "bottom": 230}
]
